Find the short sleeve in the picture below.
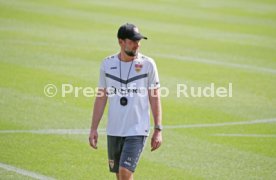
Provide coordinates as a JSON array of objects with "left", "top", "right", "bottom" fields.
[
  {"left": 98, "top": 61, "right": 106, "bottom": 88},
  {"left": 148, "top": 60, "right": 160, "bottom": 89}
]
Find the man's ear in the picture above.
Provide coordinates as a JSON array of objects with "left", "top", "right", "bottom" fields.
[{"left": 118, "top": 39, "right": 124, "bottom": 45}]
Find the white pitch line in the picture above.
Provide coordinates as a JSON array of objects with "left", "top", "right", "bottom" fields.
[
  {"left": 0, "top": 162, "right": 55, "bottom": 180},
  {"left": 164, "top": 118, "right": 276, "bottom": 129},
  {"left": 212, "top": 134, "right": 276, "bottom": 138},
  {"left": 155, "top": 54, "right": 276, "bottom": 75},
  {"left": 0, "top": 129, "right": 106, "bottom": 135},
  {"left": 0, "top": 118, "right": 275, "bottom": 135}
]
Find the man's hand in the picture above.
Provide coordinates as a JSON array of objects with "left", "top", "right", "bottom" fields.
[
  {"left": 151, "top": 130, "right": 162, "bottom": 151},
  {"left": 89, "top": 88, "right": 107, "bottom": 150},
  {"left": 89, "top": 130, "right": 98, "bottom": 149}
]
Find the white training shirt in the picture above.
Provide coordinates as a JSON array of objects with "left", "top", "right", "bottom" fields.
[{"left": 98, "top": 53, "right": 160, "bottom": 137}]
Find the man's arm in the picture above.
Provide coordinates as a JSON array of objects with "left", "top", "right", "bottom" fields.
[
  {"left": 148, "top": 88, "right": 162, "bottom": 151},
  {"left": 89, "top": 88, "right": 107, "bottom": 149}
]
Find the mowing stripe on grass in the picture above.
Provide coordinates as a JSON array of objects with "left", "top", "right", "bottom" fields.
[
  {"left": 85, "top": 48, "right": 276, "bottom": 75},
  {"left": 0, "top": 162, "right": 55, "bottom": 180},
  {"left": 155, "top": 54, "right": 276, "bottom": 74},
  {"left": 212, "top": 133, "right": 276, "bottom": 138},
  {"left": 164, "top": 118, "right": 276, "bottom": 129},
  {"left": 0, "top": 118, "right": 275, "bottom": 134}
]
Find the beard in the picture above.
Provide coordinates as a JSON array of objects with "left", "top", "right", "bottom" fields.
[{"left": 124, "top": 48, "right": 138, "bottom": 57}]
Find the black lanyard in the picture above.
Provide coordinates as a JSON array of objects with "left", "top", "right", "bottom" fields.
[{"left": 119, "top": 59, "right": 134, "bottom": 89}]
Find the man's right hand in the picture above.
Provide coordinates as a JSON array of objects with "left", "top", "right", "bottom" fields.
[{"left": 89, "top": 130, "right": 98, "bottom": 149}]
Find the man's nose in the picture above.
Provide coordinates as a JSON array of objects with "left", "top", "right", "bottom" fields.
[{"left": 134, "top": 41, "right": 140, "bottom": 48}]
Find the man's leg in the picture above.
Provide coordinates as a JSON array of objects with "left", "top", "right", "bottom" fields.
[
  {"left": 119, "top": 136, "right": 147, "bottom": 179},
  {"left": 119, "top": 167, "right": 133, "bottom": 180},
  {"left": 107, "top": 136, "right": 124, "bottom": 175}
]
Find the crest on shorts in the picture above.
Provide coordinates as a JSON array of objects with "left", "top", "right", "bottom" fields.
[
  {"left": 109, "top": 160, "right": 114, "bottom": 169},
  {"left": 135, "top": 62, "right": 143, "bottom": 73}
]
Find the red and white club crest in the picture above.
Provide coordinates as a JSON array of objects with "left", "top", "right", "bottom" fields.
[
  {"left": 109, "top": 160, "right": 114, "bottom": 169},
  {"left": 135, "top": 62, "right": 143, "bottom": 72}
]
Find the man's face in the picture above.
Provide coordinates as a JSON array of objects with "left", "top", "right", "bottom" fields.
[{"left": 119, "top": 39, "right": 141, "bottom": 57}]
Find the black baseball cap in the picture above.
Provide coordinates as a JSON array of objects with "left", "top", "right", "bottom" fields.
[{"left": 117, "top": 23, "right": 148, "bottom": 41}]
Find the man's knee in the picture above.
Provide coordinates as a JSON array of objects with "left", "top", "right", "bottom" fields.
[{"left": 119, "top": 166, "right": 133, "bottom": 180}]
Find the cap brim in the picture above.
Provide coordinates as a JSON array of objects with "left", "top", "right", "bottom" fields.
[{"left": 130, "top": 34, "right": 148, "bottom": 41}]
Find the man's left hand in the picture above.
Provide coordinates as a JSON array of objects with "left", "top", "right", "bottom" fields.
[{"left": 151, "top": 130, "right": 162, "bottom": 151}]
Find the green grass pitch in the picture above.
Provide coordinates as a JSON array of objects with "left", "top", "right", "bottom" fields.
[{"left": 0, "top": 0, "right": 276, "bottom": 179}]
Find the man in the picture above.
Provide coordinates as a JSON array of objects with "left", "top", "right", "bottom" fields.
[{"left": 89, "top": 23, "right": 162, "bottom": 180}]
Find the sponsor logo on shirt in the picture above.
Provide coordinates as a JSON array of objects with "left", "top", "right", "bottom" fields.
[{"left": 107, "top": 86, "right": 147, "bottom": 96}]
